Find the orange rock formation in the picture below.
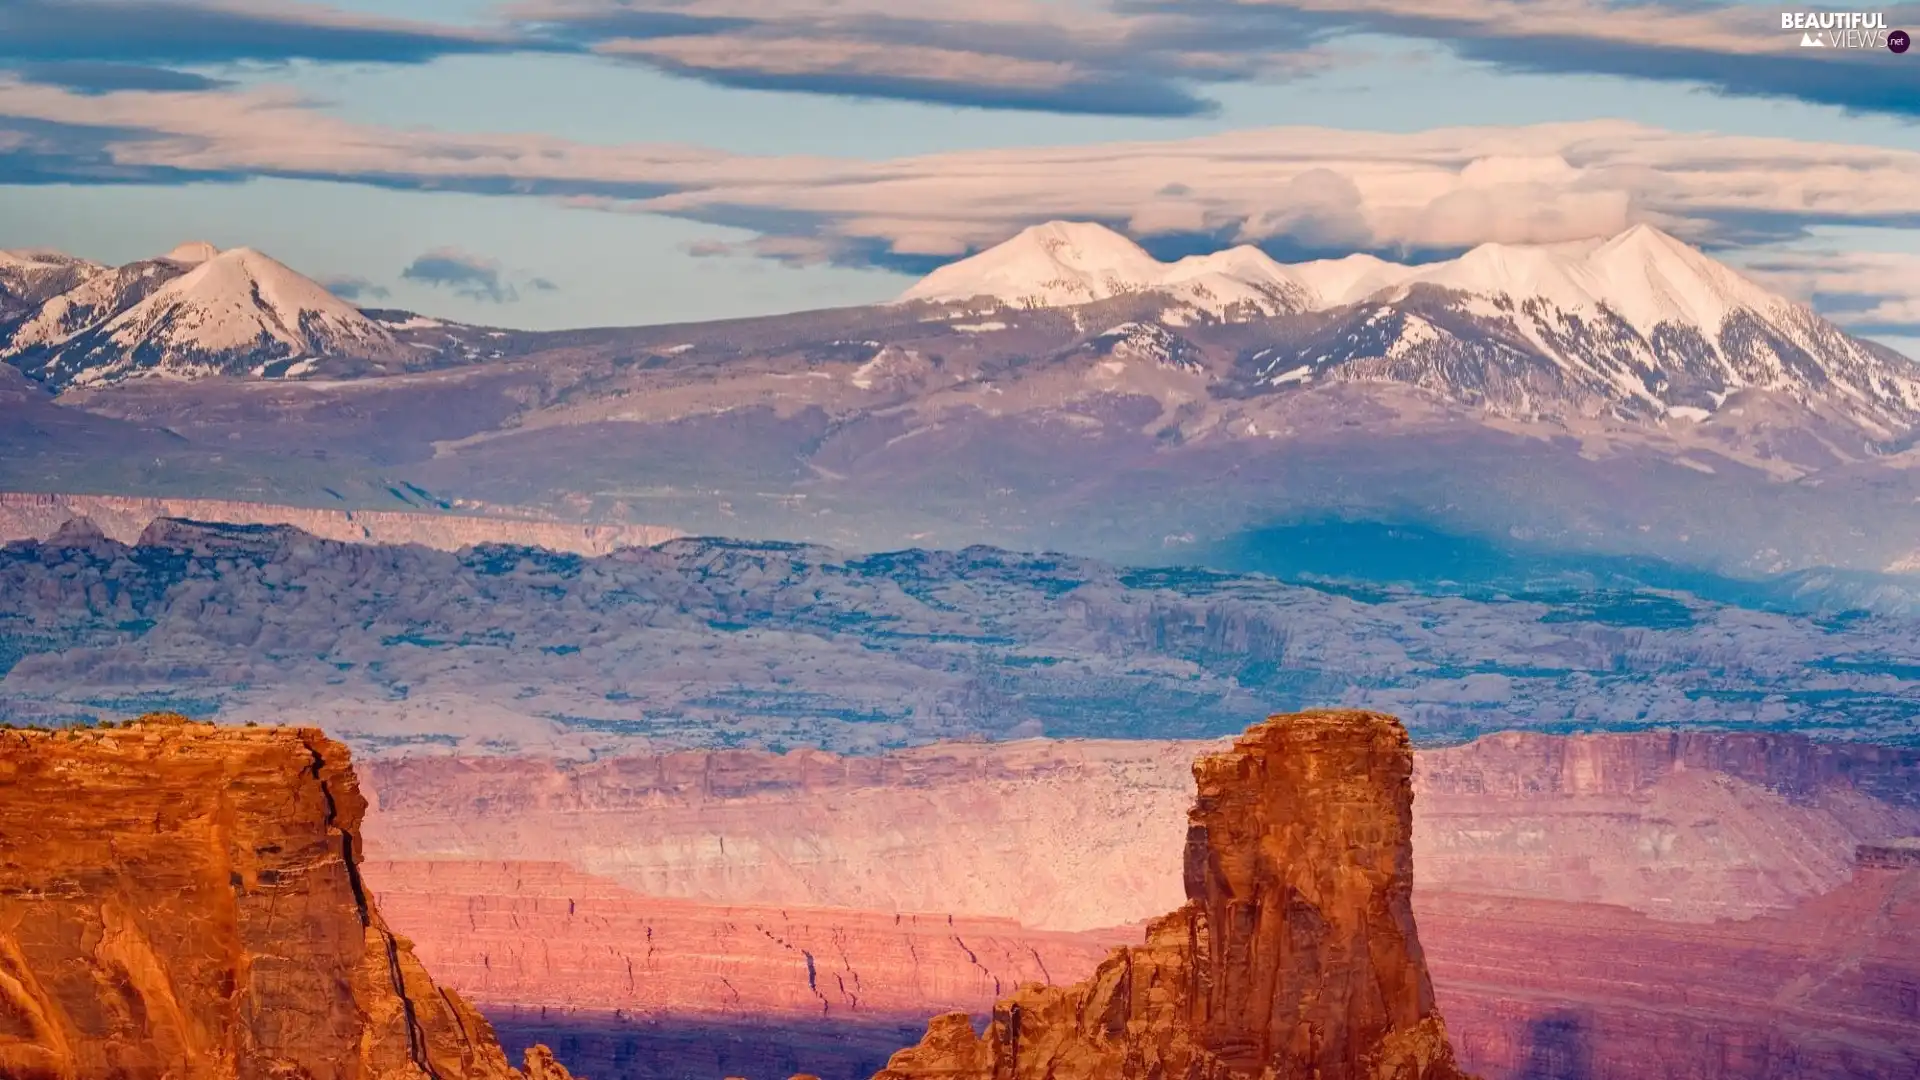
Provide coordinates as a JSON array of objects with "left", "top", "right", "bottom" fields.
[
  {"left": 874, "top": 709, "right": 1473, "bottom": 1080},
  {"left": 0, "top": 715, "right": 578, "bottom": 1080}
]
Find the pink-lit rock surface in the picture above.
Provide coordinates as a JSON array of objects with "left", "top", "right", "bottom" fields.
[
  {"left": 367, "top": 859, "right": 1920, "bottom": 1080},
  {"left": 358, "top": 729, "right": 1920, "bottom": 1080},
  {"left": 360, "top": 859, "right": 1126, "bottom": 1019},
  {"left": 363, "top": 730, "right": 1920, "bottom": 930},
  {"left": 1419, "top": 864, "right": 1920, "bottom": 1079}
]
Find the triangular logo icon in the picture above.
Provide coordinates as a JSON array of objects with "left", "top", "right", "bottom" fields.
[{"left": 1800, "top": 31, "right": 1825, "bottom": 46}]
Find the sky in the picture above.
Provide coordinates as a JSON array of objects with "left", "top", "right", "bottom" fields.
[{"left": 0, "top": 0, "right": 1917, "bottom": 357}]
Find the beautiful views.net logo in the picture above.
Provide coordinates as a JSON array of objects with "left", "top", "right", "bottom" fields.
[{"left": 1780, "top": 10, "right": 1901, "bottom": 48}]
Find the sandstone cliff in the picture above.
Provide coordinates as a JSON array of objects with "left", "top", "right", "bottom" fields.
[
  {"left": 362, "top": 859, "right": 1124, "bottom": 1017},
  {"left": 873, "top": 710, "right": 1471, "bottom": 1080},
  {"left": 0, "top": 715, "right": 577, "bottom": 1080},
  {"left": 1422, "top": 856, "right": 1920, "bottom": 1080},
  {"left": 364, "top": 730, "right": 1920, "bottom": 931}
]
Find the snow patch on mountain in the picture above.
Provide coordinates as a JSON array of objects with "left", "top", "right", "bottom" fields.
[
  {"left": 2, "top": 245, "right": 406, "bottom": 387},
  {"left": 901, "top": 222, "right": 1165, "bottom": 310},
  {"left": 904, "top": 220, "right": 1920, "bottom": 432},
  {"left": 904, "top": 220, "right": 1802, "bottom": 335},
  {"left": 0, "top": 250, "right": 106, "bottom": 321},
  {"left": 1085, "top": 322, "right": 1205, "bottom": 374}
]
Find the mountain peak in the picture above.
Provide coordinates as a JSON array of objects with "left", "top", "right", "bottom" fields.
[
  {"left": 163, "top": 241, "right": 221, "bottom": 265},
  {"left": 900, "top": 220, "right": 1163, "bottom": 309},
  {"left": 2, "top": 243, "right": 407, "bottom": 387}
]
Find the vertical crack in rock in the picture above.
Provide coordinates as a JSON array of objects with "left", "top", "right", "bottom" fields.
[
  {"left": 874, "top": 709, "right": 1476, "bottom": 1080},
  {"left": 302, "top": 732, "right": 444, "bottom": 1079},
  {"left": 0, "top": 719, "right": 577, "bottom": 1079}
]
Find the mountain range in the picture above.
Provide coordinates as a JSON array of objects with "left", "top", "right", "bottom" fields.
[
  {"left": 902, "top": 220, "right": 1920, "bottom": 434},
  {"left": 3, "top": 224, "right": 1920, "bottom": 588}
]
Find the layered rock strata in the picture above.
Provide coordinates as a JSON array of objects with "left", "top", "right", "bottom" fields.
[
  {"left": 1420, "top": 857, "right": 1920, "bottom": 1079},
  {"left": 873, "top": 709, "right": 1472, "bottom": 1080},
  {"left": 0, "top": 715, "right": 575, "bottom": 1080},
  {"left": 0, "top": 491, "right": 680, "bottom": 555},
  {"left": 364, "top": 730, "right": 1920, "bottom": 932},
  {"left": 360, "top": 859, "right": 1126, "bottom": 1016}
]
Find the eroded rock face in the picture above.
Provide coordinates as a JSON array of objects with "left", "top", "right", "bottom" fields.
[
  {"left": 364, "top": 729, "right": 1920, "bottom": 933},
  {"left": 874, "top": 710, "right": 1471, "bottom": 1080},
  {"left": 0, "top": 717, "right": 570, "bottom": 1080},
  {"left": 363, "top": 859, "right": 1124, "bottom": 1018}
]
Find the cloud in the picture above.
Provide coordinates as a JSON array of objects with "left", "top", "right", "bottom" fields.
[
  {"left": 518, "top": 0, "right": 1325, "bottom": 116},
  {"left": 7, "top": 77, "right": 1920, "bottom": 312},
  {"left": 402, "top": 249, "right": 517, "bottom": 302},
  {"left": 401, "top": 248, "right": 556, "bottom": 303},
  {"left": 0, "top": 0, "right": 518, "bottom": 67},
  {"left": 1735, "top": 249, "right": 1920, "bottom": 335},
  {"left": 11, "top": 62, "right": 234, "bottom": 94},
  {"left": 1163, "top": 0, "right": 1920, "bottom": 118},
  {"left": 321, "top": 274, "right": 389, "bottom": 302},
  {"left": 10, "top": 0, "right": 1905, "bottom": 122},
  {"left": 512, "top": 0, "right": 1920, "bottom": 119},
  {"left": 0, "top": 0, "right": 527, "bottom": 103}
]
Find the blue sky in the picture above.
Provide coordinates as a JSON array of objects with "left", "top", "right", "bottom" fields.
[{"left": 0, "top": 0, "right": 1917, "bottom": 355}]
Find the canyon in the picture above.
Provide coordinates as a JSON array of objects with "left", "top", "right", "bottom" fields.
[
  {"left": 0, "top": 714, "right": 576, "bottom": 1080},
  {"left": 353, "top": 727, "right": 1920, "bottom": 1080},
  {"left": 362, "top": 729, "right": 1920, "bottom": 929}
]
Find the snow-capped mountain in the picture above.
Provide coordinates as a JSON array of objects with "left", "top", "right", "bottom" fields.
[
  {"left": 1082, "top": 321, "right": 1206, "bottom": 374},
  {"left": 5, "top": 255, "right": 194, "bottom": 358},
  {"left": 1, "top": 243, "right": 410, "bottom": 388},
  {"left": 904, "top": 221, "right": 1920, "bottom": 433},
  {"left": 0, "top": 250, "right": 103, "bottom": 325},
  {"left": 901, "top": 221, "right": 1318, "bottom": 318}
]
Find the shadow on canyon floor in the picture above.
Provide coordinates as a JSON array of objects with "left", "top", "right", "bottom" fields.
[
  {"left": 1522, "top": 1010, "right": 1595, "bottom": 1080},
  {"left": 490, "top": 1007, "right": 936, "bottom": 1080}
]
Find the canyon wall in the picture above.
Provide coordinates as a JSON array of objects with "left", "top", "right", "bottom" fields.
[
  {"left": 1421, "top": 861, "right": 1920, "bottom": 1079},
  {"left": 0, "top": 491, "right": 680, "bottom": 555},
  {"left": 354, "top": 727, "right": 1920, "bottom": 1080},
  {"left": 362, "top": 859, "right": 1920, "bottom": 1080},
  {"left": 0, "top": 715, "right": 574, "bottom": 1080},
  {"left": 363, "top": 859, "right": 1126, "bottom": 1017},
  {"left": 363, "top": 729, "right": 1920, "bottom": 929}
]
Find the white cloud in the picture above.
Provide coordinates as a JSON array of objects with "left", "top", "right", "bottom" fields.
[{"left": 5, "top": 77, "right": 1920, "bottom": 320}]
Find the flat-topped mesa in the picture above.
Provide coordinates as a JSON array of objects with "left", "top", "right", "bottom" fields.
[
  {"left": 0, "top": 714, "right": 577, "bottom": 1080},
  {"left": 875, "top": 709, "right": 1472, "bottom": 1080},
  {"left": 1857, "top": 838, "right": 1920, "bottom": 871}
]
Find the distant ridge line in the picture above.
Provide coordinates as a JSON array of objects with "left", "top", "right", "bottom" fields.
[{"left": 0, "top": 492, "right": 683, "bottom": 556}]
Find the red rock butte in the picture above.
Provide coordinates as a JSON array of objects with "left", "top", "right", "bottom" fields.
[
  {"left": 874, "top": 709, "right": 1473, "bottom": 1080},
  {"left": 0, "top": 714, "right": 577, "bottom": 1080}
]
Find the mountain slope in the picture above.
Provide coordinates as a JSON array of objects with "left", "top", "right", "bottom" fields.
[
  {"left": 0, "top": 249, "right": 104, "bottom": 326},
  {"left": 905, "top": 221, "right": 1920, "bottom": 433},
  {"left": 2, "top": 244, "right": 413, "bottom": 387}
]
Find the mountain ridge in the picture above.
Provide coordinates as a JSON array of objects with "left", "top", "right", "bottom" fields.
[
  {"left": 900, "top": 220, "right": 1920, "bottom": 433},
  {"left": 6, "top": 231, "right": 1920, "bottom": 581}
]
